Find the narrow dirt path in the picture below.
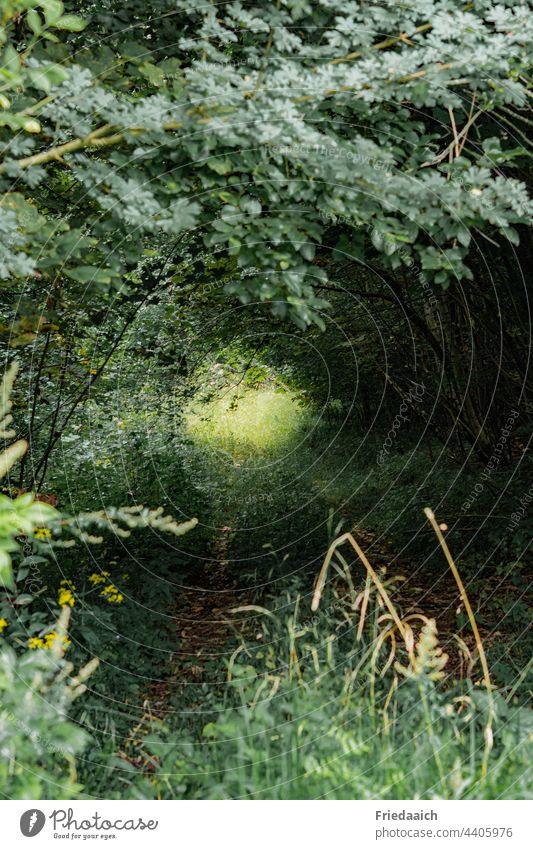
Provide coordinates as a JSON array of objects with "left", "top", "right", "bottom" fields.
[
  {"left": 142, "top": 526, "right": 248, "bottom": 720},
  {"left": 119, "top": 525, "right": 249, "bottom": 770},
  {"left": 122, "top": 472, "right": 489, "bottom": 772}
]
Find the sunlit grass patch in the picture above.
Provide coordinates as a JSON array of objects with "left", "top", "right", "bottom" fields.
[{"left": 185, "top": 388, "right": 308, "bottom": 458}]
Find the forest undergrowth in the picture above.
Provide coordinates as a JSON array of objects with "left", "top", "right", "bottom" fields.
[
  {"left": 32, "top": 385, "right": 529, "bottom": 800},
  {"left": 0, "top": 371, "right": 531, "bottom": 800}
]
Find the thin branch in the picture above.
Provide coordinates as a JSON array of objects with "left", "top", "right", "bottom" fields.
[
  {"left": 329, "top": 23, "right": 433, "bottom": 65},
  {"left": 458, "top": 95, "right": 476, "bottom": 155},
  {"left": 494, "top": 111, "right": 533, "bottom": 148},
  {"left": 0, "top": 120, "right": 182, "bottom": 174},
  {"left": 448, "top": 107, "right": 460, "bottom": 159},
  {"left": 34, "top": 342, "right": 72, "bottom": 490},
  {"left": 422, "top": 109, "right": 484, "bottom": 167},
  {"left": 18, "top": 327, "right": 51, "bottom": 489},
  {"left": 313, "top": 283, "right": 397, "bottom": 302}
]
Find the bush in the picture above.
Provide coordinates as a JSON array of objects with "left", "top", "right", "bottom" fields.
[{"left": 0, "top": 610, "right": 97, "bottom": 799}]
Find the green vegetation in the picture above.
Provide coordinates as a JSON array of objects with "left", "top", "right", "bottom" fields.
[
  {"left": 0, "top": 0, "right": 531, "bottom": 801},
  {"left": 186, "top": 388, "right": 306, "bottom": 456}
]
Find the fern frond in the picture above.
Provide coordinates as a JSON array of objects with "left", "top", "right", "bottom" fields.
[
  {"left": 0, "top": 362, "right": 19, "bottom": 439},
  {"left": 395, "top": 618, "right": 448, "bottom": 681},
  {"left": 59, "top": 506, "right": 198, "bottom": 544}
]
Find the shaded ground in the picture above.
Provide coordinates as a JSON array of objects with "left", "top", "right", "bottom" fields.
[
  {"left": 350, "top": 523, "right": 499, "bottom": 683},
  {"left": 120, "top": 390, "right": 504, "bottom": 759}
]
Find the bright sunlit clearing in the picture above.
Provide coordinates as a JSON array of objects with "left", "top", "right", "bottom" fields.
[{"left": 185, "top": 388, "right": 307, "bottom": 457}]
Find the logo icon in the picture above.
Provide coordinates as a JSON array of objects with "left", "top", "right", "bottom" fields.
[{"left": 20, "top": 810, "right": 46, "bottom": 837}]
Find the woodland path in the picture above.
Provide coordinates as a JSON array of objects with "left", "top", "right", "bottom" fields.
[
  {"left": 121, "top": 448, "right": 494, "bottom": 770},
  {"left": 119, "top": 517, "right": 494, "bottom": 777},
  {"left": 146, "top": 527, "right": 248, "bottom": 719},
  {"left": 144, "top": 518, "right": 485, "bottom": 728}
]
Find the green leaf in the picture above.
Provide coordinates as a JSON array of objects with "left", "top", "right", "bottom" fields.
[
  {"left": 457, "top": 227, "right": 471, "bottom": 248},
  {"left": 300, "top": 242, "right": 315, "bottom": 261},
  {"left": 28, "top": 68, "right": 52, "bottom": 93},
  {"left": 2, "top": 45, "right": 20, "bottom": 73},
  {"left": 23, "top": 118, "right": 41, "bottom": 134},
  {"left": 42, "top": 0, "right": 64, "bottom": 25},
  {"left": 208, "top": 159, "right": 233, "bottom": 175},
  {"left": 501, "top": 227, "right": 520, "bottom": 246},
  {"left": 26, "top": 10, "right": 42, "bottom": 35},
  {"left": 64, "top": 266, "right": 117, "bottom": 284},
  {"left": 139, "top": 61, "right": 165, "bottom": 87},
  {"left": 0, "top": 555, "right": 14, "bottom": 591}
]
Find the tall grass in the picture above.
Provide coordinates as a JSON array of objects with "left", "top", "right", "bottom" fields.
[
  {"left": 185, "top": 388, "right": 308, "bottom": 458},
  {"left": 109, "top": 530, "right": 531, "bottom": 800}
]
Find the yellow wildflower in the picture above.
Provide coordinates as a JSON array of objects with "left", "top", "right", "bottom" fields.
[
  {"left": 0, "top": 618, "right": 8, "bottom": 633},
  {"left": 58, "top": 588, "right": 75, "bottom": 608},
  {"left": 28, "top": 637, "right": 44, "bottom": 649},
  {"left": 58, "top": 580, "right": 76, "bottom": 608},
  {"left": 88, "top": 571, "right": 110, "bottom": 585},
  {"left": 100, "top": 583, "right": 123, "bottom": 604},
  {"left": 34, "top": 527, "right": 52, "bottom": 540}
]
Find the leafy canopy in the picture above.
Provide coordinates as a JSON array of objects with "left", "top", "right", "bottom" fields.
[{"left": 0, "top": 0, "right": 531, "bottom": 329}]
